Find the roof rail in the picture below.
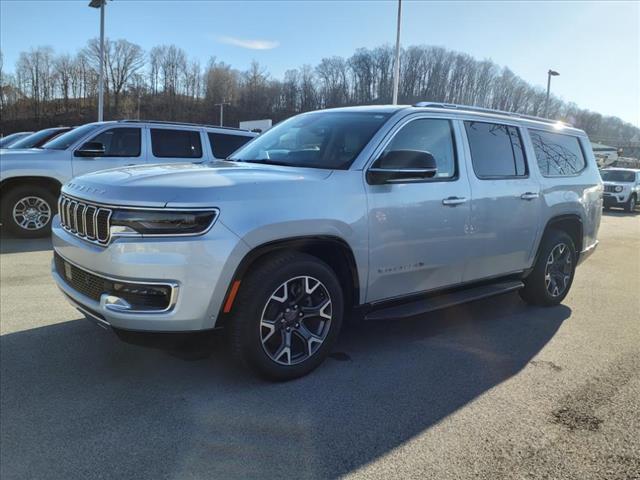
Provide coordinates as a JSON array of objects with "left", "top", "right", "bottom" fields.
[
  {"left": 117, "top": 119, "right": 251, "bottom": 132},
  {"left": 413, "top": 102, "right": 571, "bottom": 127}
]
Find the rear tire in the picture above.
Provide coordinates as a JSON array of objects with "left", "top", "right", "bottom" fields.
[
  {"left": 1, "top": 185, "right": 57, "bottom": 238},
  {"left": 520, "top": 229, "right": 576, "bottom": 307},
  {"left": 625, "top": 194, "right": 636, "bottom": 213},
  {"left": 229, "top": 251, "right": 344, "bottom": 381}
]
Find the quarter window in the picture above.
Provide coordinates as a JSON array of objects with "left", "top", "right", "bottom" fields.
[
  {"left": 207, "top": 133, "right": 253, "bottom": 159},
  {"left": 382, "top": 119, "right": 457, "bottom": 179},
  {"left": 529, "top": 129, "right": 586, "bottom": 176},
  {"left": 151, "top": 129, "right": 202, "bottom": 158},
  {"left": 88, "top": 128, "right": 141, "bottom": 157},
  {"left": 464, "top": 121, "right": 527, "bottom": 178}
]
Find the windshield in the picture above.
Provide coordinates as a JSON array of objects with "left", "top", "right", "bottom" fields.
[
  {"left": 600, "top": 170, "right": 636, "bottom": 182},
  {"left": 0, "top": 132, "right": 31, "bottom": 148},
  {"left": 229, "top": 111, "right": 391, "bottom": 169},
  {"left": 42, "top": 124, "right": 100, "bottom": 150},
  {"left": 9, "top": 128, "right": 65, "bottom": 149}
]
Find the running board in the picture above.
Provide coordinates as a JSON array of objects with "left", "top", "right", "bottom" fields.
[{"left": 364, "top": 280, "right": 524, "bottom": 321}]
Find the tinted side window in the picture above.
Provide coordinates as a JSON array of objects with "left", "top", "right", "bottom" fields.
[
  {"left": 529, "top": 129, "right": 586, "bottom": 176},
  {"left": 89, "top": 128, "right": 141, "bottom": 157},
  {"left": 382, "top": 119, "right": 457, "bottom": 179},
  {"left": 208, "top": 133, "right": 253, "bottom": 159},
  {"left": 151, "top": 129, "right": 202, "bottom": 158},
  {"left": 464, "top": 121, "right": 527, "bottom": 178}
]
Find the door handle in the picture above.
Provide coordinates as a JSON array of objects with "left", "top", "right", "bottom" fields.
[
  {"left": 520, "top": 192, "right": 539, "bottom": 200},
  {"left": 442, "top": 196, "right": 467, "bottom": 206}
]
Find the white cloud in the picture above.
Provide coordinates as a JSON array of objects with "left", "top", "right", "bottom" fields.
[{"left": 217, "top": 35, "right": 279, "bottom": 50}]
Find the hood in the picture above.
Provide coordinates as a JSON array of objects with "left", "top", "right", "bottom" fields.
[
  {"left": 0, "top": 148, "right": 56, "bottom": 158},
  {"left": 62, "top": 160, "right": 334, "bottom": 207},
  {"left": 0, "top": 148, "right": 69, "bottom": 182},
  {"left": 603, "top": 181, "right": 630, "bottom": 187}
]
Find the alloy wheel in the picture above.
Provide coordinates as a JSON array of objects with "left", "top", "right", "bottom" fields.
[
  {"left": 12, "top": 196, "right": 51, "bottom": 231},
  {"left": 544, "top": 243, "right": 572, "bottom": 297},
  {"left": 260, "top": 276, "right": 332, "bottom": 366}
]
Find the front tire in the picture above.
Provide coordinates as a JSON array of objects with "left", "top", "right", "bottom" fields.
[
  {"left": 1, "top": 185, "right": 57, "bottom": 238},
  {"left": 625, "top": 194, "right": 636, "bottom": 213},
  {"left": 520, "top": 230, "right": 576, "bottom": 307},
  {"left": 229, "top": 251, "right": 344, "bottom": 381}
]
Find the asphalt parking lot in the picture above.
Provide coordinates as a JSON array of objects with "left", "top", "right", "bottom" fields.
[{"left": 1, "top": 211, "right": 639, "bottom": 480}]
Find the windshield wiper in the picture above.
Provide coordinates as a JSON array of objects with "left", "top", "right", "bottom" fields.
[{"left": 236, "top": 159, "right": 294, "bottom": 167}]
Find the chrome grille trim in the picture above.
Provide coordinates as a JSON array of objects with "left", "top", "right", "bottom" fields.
[
  {"left": 85, "top": 205, "right": 97, "bottom": 239},
  {"left": 76, "top": 203, "right": 86, "bottom": 236},
  {"left": 96, "top": 208, "right": 112, "bottom": 243},
  {"left": 59, "top": 194, "right": 112, "bottom": 246},
  {"left": 69, "top": 201, "right": 78, "bottom": 232}
]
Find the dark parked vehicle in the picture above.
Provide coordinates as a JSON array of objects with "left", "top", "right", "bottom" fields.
[{"left": 6, "top": 127, "right": 73, "bottom": 150}]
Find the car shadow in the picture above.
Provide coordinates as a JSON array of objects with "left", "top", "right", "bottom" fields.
[
  {"left": 0, "top": 233, "right": 52, "bottom": 254},
  {"left": 0, "top": 293, "right": 569, "bottom": 479}
]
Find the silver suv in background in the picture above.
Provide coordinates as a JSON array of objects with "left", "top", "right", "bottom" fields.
[
  {"left": 51, "top": 104, "right": 602, "bottom": 380},
  {"left": 0, "top": 120, "right": 256, "bottom": 237},
  {"left": 600, "top": 168, "right": 640, "bottom": 212}
]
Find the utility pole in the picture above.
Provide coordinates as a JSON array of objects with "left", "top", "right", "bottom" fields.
[
  {"left": 544, "top": 69, "right": 560, "bottom": 118},
  {"left": 88, "top": 0, "right": 107, "bottom": 121},
  {"left": 392, "top": 0, "right": 402, "bottom": 105},
  {"left": 214, "top": 102, "right": 230, "bottom": 126}
]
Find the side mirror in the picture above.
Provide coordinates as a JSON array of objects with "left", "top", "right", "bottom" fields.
[
  {"left": 75, "top": 141, "right": 105, "bottom": 158},
  {"left": 367, "top": 150, "right": 437, "bottom": 185}
]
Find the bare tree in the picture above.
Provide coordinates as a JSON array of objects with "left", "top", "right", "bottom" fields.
[
  {"left": 1, "top": 41, "right": 638, "bottom": 149},
  {"left": 85, "top": 38, "right": 144, "bottom": 115},
  {"left": 316, "top": 56, "right": 349, "bottom": 107}
]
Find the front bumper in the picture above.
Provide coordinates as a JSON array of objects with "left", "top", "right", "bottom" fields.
[
  {"left": 577, "top": 240, "right": 598, "bottom": 266},
  {"left": 603, "top": 193, "right": 629, "bottom": 206},
  {"left": 51, "top": 216, "right": 249, "bottom": 332}
]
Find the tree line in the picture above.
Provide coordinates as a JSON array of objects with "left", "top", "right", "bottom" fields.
[{"left": 1, "top": 39, "right": 638, "bottom": 147}]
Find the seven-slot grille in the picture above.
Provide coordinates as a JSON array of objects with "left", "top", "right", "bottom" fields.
[
  {"left": 603, "top": 185, "right": 617, "bottom": 193},
  {"left": 58, "top": 194, "right": 112, "bottom": 244}
]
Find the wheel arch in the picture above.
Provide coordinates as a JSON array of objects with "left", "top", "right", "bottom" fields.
[
  {"left": 219, "top": 235, "right": 361, "bottom": 319},
  {"left": 0, "top": 176, "right": 63, "bottom": 200},
  {"left": 531, "top": 215, "right": 584, "bottom": 270}
]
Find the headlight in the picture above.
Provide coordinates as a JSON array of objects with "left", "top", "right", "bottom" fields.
[
  {"left": 614, "top": 185, "right": 623, "bottom": 192},
  {"left": 110, "top": 209, "right": 218, "bottom": 236}
]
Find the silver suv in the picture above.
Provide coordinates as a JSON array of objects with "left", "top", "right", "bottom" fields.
[
  {"left": 0, "top": 120, "right": 256, "bottom": 238},
  {"left": 51, "top": 104, "right": 602, "bottom": 380},
  {"left": 600, "top": 168, "right": 640, "bottom": 212}
]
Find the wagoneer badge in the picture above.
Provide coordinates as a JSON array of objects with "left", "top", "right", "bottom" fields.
[{"left": 66, "top": 182, "right": 106, "bottom": 196}]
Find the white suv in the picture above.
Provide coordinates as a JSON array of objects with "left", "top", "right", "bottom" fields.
[
  {"left": 0, "top": 120, "right": 257, "bottom": 237},
  {"left": 601, "top": 168, "right": 640, "bottom": 212}
]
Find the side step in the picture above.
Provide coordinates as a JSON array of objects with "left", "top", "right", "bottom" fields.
[{"left": 364, "top": 280, "right": 524, "bottom": 321}]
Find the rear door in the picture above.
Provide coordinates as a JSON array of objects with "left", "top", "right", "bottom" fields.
[
  {"left": 147, "top": 127, "right": 205, "bottom": 164},
  {"left": 72, "top": 126, "right": 144, "bottom": 177},
  {"left": 461, "top": 119, "right": 542, "bottom": 282}
]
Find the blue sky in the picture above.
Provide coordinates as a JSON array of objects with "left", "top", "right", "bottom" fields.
[{"left": 1, "top": 0, "right": 638, "bottom": 126}]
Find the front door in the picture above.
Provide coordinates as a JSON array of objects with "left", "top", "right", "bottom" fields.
[
  {"left": 72, "top": 127, "right": 144, "bottom": 177},
  {"left": 365, "top": 117, "right": 471, "bottom": 303}
]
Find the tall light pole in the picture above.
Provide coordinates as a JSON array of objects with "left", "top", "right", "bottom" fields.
[
  {"left": 89, "top": 0, "right": 107, "bottom": 122},
  {"left": 214, "top": 102, "right": 230, "bottom": 126},
  {"left": 391, "top": 0, "right": 402, "bottom": 105},
  {"left": 544, "top": 69, "right": 560, "bottom": 118}
]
